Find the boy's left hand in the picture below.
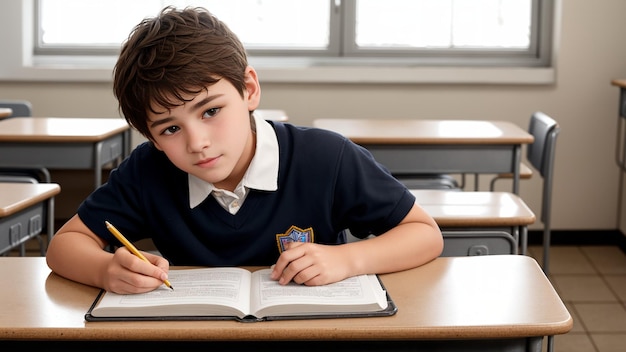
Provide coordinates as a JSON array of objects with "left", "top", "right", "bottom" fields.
[{"left": 271, "top": 242, "right": 350, "bottom": 286}]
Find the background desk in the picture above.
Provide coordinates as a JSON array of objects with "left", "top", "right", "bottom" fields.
[
  {"left": 313, "top": 119, "right": 534, "bottom": 194},
  {"left": 411, "top": 190, "right": 536, "bottom": 255},
  {"left": 0, "top": 256, "right": 571, "bottom": 352},
  {"left": 0, "top": 117, "right": 130, "bottom": 189},
  {"left": 254, "top": 109, "right": 288, "bottom": 122},
  {"left": 0, "top": 183, "right": 60, "bottom": 255}
]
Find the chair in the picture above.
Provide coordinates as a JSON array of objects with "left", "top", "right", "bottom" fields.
[
  {"left": 0, "top": 100, "right": 33, "bottom": 117},
  {"left": 490, "top": 112, "right": 560, "bottom": 274}
]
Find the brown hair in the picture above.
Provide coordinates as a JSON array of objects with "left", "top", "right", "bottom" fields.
[{"left": 113, "top": 6, "right": 248, "bottom": 139}]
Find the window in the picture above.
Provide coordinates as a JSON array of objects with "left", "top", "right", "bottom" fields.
[
  {"left": 0, "top": 0, "right": 556, "bottom": 83},
  {"left": 37, "top": 0, "right": 552, "bottom": 67}
]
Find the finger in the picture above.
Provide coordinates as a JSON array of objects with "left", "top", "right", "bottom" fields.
[
  {"left": 271, "top": 242, "right": 305, "bottom": 279},
  {"left": 278, "top": 253, "right": 315, "bottom": 285},
  {"left": 115, "top": 248, "right": 169, "bottom": 285}
]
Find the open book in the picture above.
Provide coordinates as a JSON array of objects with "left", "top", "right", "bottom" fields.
[{"left": 85, "top": 267, "right": 396, "bottom": 322}]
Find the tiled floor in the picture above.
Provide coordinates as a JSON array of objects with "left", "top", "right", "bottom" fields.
[
  {"left": 527, "top": 245, "right": 626, "bottom": 352},
  {"left": 7, "top": 239, "right": 626, "bottom": 351}
]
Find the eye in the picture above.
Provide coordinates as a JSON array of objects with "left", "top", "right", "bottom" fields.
[
  {"left": 161, "top": 125, "right": 180, "bottom": 136},
  {"left": 202, "top": 107, "right": 220, "bottom": 119}
]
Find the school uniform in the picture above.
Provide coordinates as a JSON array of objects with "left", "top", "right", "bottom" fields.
[{"left": 78, "top": 114, "right": 415, "bottom": 265}]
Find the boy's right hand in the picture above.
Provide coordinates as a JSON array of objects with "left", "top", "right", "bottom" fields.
[{"left": 103, "top": 247, "right": 170, "bottom": 294}]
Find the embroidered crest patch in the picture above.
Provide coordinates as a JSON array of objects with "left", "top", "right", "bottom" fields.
[{"left": 276, "top": 225, "right": 314, "bottom": 253}]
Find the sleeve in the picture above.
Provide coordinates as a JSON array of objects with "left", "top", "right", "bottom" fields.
[{"left": 329, "top": 136, "right": 416, "bottom": 239}]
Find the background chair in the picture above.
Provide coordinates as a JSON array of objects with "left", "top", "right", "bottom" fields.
[
  {"left": 0, "top": 99, "right": 33, "bottom": 117},
  {"left": 490, "top": 111, "right": 560, "bottom": 274}
]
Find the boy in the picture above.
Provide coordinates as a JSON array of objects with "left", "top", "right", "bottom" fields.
[{"left": 46, "top": 6, "right": 443, "bottom": 294}]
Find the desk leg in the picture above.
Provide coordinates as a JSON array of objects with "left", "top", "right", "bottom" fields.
[
  {"left": 94, "top": 141, "right": 102, "bottom": 189},
  {"left": 546, "top": 335, "right": 554, "bottom": 352},
  {"left": 513, "top": 145, "right": 522, "bottom": 194},
  {"left": 124, "top": 129, "right": 132, "bottom": 157},
  {"left": 520, "top": 226, "right": 528, "bottom": 255},
  {"left": 46, "top": 196, "right": 55, "bottom": 251}
]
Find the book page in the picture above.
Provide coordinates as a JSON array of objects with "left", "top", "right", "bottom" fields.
[
  {"left": 249, "top": 269, "right": 388, "bottom": 318},
  {"left": 90, "top": 267, "right": 252, "bottom": 318}
]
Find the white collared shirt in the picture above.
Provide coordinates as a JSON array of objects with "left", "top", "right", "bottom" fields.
[{"left": 188, "top": 113, "right": 279, "bottom": 214}]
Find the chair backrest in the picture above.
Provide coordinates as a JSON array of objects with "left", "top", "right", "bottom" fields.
[
  {"left": 526, "top": 111, "right": 560, "bottom": 222},
  {"left": 526, "top": 111, "right": 560, "bottom": 177},
  {"left": 0, "top": 100, "right": 33, "bottom": 117}
]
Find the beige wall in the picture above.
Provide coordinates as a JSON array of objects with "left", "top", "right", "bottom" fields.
[{"left": 2, "top": 1, "right": 626, "bottom": 236}]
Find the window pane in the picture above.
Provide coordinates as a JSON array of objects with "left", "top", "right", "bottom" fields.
[
  {"left": 355, "top": 0, "right": 531, "bottom": 49},
  {"left": 39, "top": 0, "right": 329, "bottom": 50}
]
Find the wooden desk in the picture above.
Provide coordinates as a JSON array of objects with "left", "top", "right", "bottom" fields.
[
  {"left": 0, "top": 108, "right": 12, "bottom": 119},
  {"left": 254, "top": 109, "right": 289, "bottom": 122},
  {"left": 410, "top": 190, "right": 536, "bottom": 255},
  {"left": 0, "top": 183, "right": 60, "bottom": 255},
  {"left": 313, "top": 119, "right": 534, "bottom": 194},
  {"left": 0, "top": 117, "right": 131, "bottom": 189},
  {"left": 0, "top": 256, "right": 571, "bottom": 351}
]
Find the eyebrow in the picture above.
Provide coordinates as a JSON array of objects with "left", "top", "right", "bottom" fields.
[{"left": 148, "top": 94, "right": 224, "bottom": 129}]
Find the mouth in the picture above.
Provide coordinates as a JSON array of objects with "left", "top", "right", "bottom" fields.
[{"left": 195, "top": 156, "right": 220, "bottom": 168}]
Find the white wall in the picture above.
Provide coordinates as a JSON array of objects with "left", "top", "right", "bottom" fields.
[{"left": 2, "top": 1, "right": 626, "bottom": 236}]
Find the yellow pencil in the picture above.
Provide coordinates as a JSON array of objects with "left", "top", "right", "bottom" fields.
[{"left": 105, "top": 221, "right": 174, "bottom": 290}]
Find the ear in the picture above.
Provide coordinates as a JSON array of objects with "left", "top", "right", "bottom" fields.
[{"left": 243, "top": 66, "right": 261, "bottom": 111}]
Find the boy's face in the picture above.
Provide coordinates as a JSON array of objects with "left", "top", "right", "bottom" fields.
[{"left": 147, "top": 68, "right": 261, "bottom": 191}]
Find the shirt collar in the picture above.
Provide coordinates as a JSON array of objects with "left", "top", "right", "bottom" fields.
[{"left": 188, "top": 112, "right": 279, "bottom": 208}]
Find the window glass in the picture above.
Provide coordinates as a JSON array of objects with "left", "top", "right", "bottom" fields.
[{"left": 37, "top": 0, "right": 546, "bottom": 66}]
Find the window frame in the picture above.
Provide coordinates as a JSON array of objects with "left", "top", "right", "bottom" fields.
[{"left": 0, "top": 0, "right": 558, "bottom": 84}]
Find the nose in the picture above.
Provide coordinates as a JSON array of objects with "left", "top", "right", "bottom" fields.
[{"left": 186, "top": 126, "right": 211, "bottom": 153}]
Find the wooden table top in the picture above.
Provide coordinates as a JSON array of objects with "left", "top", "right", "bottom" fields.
[
  {"left": 0, "top": 108, "right": 12, "bottom": 118},
  {"left": 411, "top": 190, "right": 536, "bottom": 227},
  {"left": 0, "top": 182, "right": 61, "bottom": 217},
  {"left": 0, "top": 117, "right": 130, "bottom": 142},
  {"left": 313, "top": 118, "right": 534, "bottom": 145},
  {"left": 254, "top": 109, "right": 289, "bottom": 122},
  {"left": 0, "top": 255, "right": 571, "bottom": 341}
]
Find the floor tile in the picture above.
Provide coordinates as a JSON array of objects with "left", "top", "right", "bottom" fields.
[
  {"left": 581, "top": 246, "right": 626, "bottom": 274},
  {"left": 604, "top": 275, "right": 626, "bottom": 302},
  {"left": 551, "top": 275, "right": 618, "bottom": 302},
  {"left": 543, "top": 246, "right": 598, "bottom": 275},
  {"left": 552, "top": 332, "right": 597, "bottom": 352},
  {"left": 574, "top": 303, "right": 626, "bottom": 333},
  {"left": 590, "top": 333, "right": 626, "bottom": 352}
]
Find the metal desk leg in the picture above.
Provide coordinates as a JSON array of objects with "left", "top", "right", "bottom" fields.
[
  {"left": 513, "top": 145, "right": 522, "bottom": 194},
  {"left": 94, "top": 141, "right": 103, "bottom": 189},
  {"left": 547, "top": 335, "right": 554, "bottom": 352},
  {"left": 520, "top": 226, "right": 528, "bottom": 255}
]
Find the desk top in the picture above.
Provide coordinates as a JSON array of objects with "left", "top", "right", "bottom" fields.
[
  {"left": 313, "top": 118, "right": 534, "bottom": 145},
  {"left": 254, "top": 109, "right": 288, "bottom": 121},
  {"left": 0, "top": 117, "right": 130, "bottom": 142},
  {"left": 0, "top": 255, "right": 571, "bottom": 341},
  {"left": 612, "top": 79, "right": 626, "bottom": 88},
  {"left": 0, "top": 108, "right": 12, "bottom": 118},
  {"left": 0, "top": 183, "right": 61, "bottom": 217},
  {"left": 411, "top": 190, "right": 536, "bottom": 227}
]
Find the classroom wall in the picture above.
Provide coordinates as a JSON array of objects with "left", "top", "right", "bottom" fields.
[{"left": 1, "top": 1, "right": 626, "bottom": 238}]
